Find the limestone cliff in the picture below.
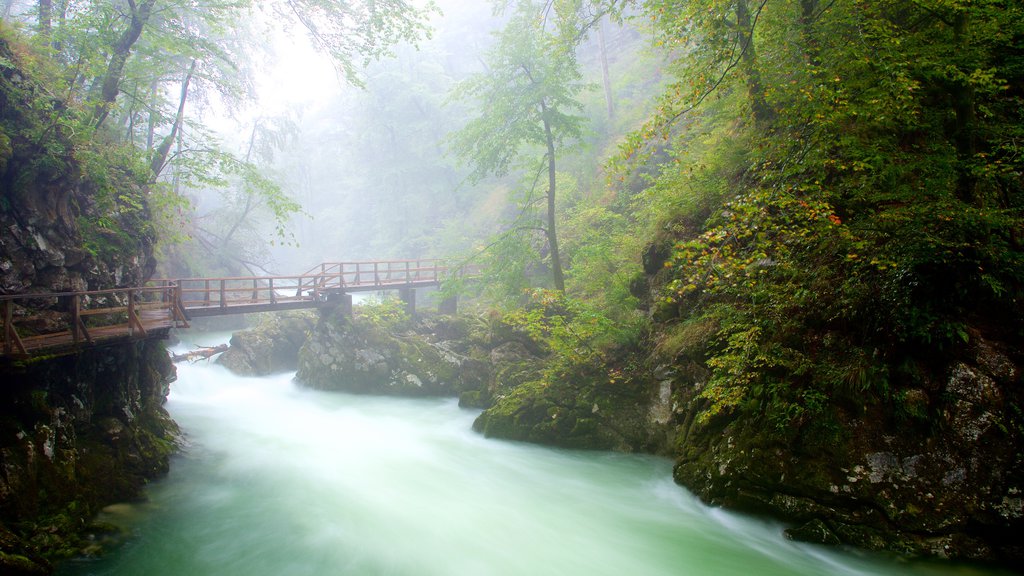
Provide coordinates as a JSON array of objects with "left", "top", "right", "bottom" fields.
[
  {"left": 1, "top": 32, "right": 176, "bottom": 575},
  {"left": 1, "top": 34, "right": 156, "bottom": 296},
  {"left": 0, "top": 342, "right": 178, "bottom": 573}
]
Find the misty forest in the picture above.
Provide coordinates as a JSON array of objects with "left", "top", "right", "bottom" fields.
[{"left": 1, "top": 0, "right": 1023, "bottom": 574}]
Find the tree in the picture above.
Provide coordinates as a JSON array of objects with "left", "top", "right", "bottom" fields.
[
  {"left": 448, "top": 0, "right": 587, "bottom": 292},
  {"left": 89, "top": 0, "right": 156, "bottom": 127},
  {"left": 616, "top": 0, "right": 1024, "bottom": 428}
]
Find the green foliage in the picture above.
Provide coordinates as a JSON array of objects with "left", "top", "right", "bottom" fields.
[
  {"left": 448, "top": 0, "right": 590, "bottom": 292},
  {"left": 271, "top": 0, "right": 439, "bottom": 86},
  {"left": 356, "top": 297, "right": 411, "bottom": 331},
  {"left": 447, "top": 2, "right": 587, "bottom": 182},
  {"left": 501, "top": 288, "right": 642, "bottom": 383},
  {"left": 626, "top": 0, "right": 1024, "bottom": 431}
]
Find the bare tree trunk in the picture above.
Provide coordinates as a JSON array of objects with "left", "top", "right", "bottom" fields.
[
  {"left": 951, "top": 11, "right": 978, "bottom": 205},
  {"left": 52, "top": 0, "right": 68, "bottom": 52},
  {"left": 736, "top": 0, "right": 771, "bottom": 126},
  {"left": 151, "top": 59, "right": 196, "bottom": 178},
  {"left": 597, "top": 16, "right": 614, "bottom": 121},
  {"left": 540, "top": 101, "right": 565, "bottom": 292},
  {"left": 38, "top": 0, "right": 52, "bottom": 37},
  {"left": 146, "top": 81, "right": 158, "bottom": 150},
  {"left": 91, "top": 0, "right": 157, "bottom": 128}
]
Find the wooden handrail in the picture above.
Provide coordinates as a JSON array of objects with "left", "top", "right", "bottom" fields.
[
  {"left": 1, "top": 284, "right": 186, "bottom": 358},
  {"left": 3, "top": 259, "right": 479, "bottom": 357}
]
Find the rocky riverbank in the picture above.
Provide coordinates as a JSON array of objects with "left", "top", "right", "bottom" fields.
[
  {"left": 209, "top": 290, "right": 1024, "bottom": 569},
  {"left": 0, "top": 342, "right": 179, "bottom": 574}
]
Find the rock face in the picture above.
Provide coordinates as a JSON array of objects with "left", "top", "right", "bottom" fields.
[
  {"left": 668, "top": 335, "right": 1023, "bottom": 565},
  {"left": 1, "top": 35, "right": 174, "bottom": 575},
  {"left": 461, "top": 308, "right": 1022, "bottom": 564},
  {"left": 473, "top": 321, "right": 1023, "bottom": 564},
  {"left": 1, "top": 36, "right": 156, "bottom": 297},
  {"left": 0, "top": 341, "right": 179, "bottom": 574},
  {"left": 217, "top": 312, "right": 318, "bottom": 376},
  {"left": 295, "top": 307, "right": 488, "bottom": 397}
]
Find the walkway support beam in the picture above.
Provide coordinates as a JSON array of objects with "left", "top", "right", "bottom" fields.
[{"left": 399, "top": 287, "right": 416, "bottom": 317}]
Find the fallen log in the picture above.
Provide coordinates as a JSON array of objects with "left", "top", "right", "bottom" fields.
[{"left": 171, "top": 344, "right": 228, "bottom": 363}]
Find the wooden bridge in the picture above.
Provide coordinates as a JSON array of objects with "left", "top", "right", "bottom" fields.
[{"left": 1, "top": 259, "right": 463, "bottom": 360}]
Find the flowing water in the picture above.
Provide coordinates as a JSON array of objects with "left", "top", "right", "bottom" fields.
[{"left": 58, "top": 332, "right": 1010, "bottom": 576}]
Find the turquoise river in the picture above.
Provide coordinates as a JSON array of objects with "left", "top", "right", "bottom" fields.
[{"left": 57, "top": 333, "right": 1013, "bottom": 576}]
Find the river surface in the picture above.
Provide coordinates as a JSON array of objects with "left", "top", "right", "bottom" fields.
[{"left": 58, "top": 332, "right": 1010, "bottom": 576}]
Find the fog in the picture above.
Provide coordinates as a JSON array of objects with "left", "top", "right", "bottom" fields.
[
  {"left": 1, "top": 0, "right": 653, "bottom": 278},
  {"left": 177, "top": 0, "right": 649, "bottom": 277},
  {"left": 188, "top": 1, "right": 504, "bottom": 275}
]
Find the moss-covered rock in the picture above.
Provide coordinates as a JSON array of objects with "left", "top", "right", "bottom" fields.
[
  {"left": 0, "top": 341, "right": 179, "bottom": 571},
  {"left": 295, "top": 306, "right": 488, "bottom": 397},
  {"left": 668, "top": 332, "right": 1024, "bottom": 565},
  {"left": 472, "top": 351, "right": 675, "bottom": 454},
  {"left": 217, "top": 311, "right": 317, "bottom": 376},
  {"left": 1, "top": 33, "right": 156, "bottom": 297}
]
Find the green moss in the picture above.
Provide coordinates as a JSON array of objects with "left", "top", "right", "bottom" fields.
[{"left": 0, "top": 550, "right": 49, "bottom": 573}]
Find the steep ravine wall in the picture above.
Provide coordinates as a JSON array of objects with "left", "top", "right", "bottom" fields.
[
  {"left": 0, "top": 341, "right": 178, "bottom": 574},
  {"left": 665, "top": 335, "right": 1024, "bottom": 566},
  {"left": 2, "top": 32, "right": 173, "bottom": 574}
]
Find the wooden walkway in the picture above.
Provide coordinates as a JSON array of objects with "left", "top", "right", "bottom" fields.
[
  {"left": 1, "top": 285, "right": 188, "bottom": 360},
  {"left": 2, "top": 259, "right": 463, "bottom": 360}
]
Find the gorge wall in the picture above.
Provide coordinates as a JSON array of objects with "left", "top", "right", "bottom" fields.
[
  {"left": 0, "top": 342, "right": 178, "bottom": 574},
  {"left": 2, "top": 32, "right": 177, "bottom": 574}
]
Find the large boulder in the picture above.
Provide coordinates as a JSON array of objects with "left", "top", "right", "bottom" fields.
[
  {"left": 217, "top": 312, "right": 317, "bottom": 376},
  {"left": 295, "top": 307, "right": 487, "bottom": 397}
]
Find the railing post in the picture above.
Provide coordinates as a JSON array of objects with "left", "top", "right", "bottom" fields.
[
  {"left": 269, "top": 278, "right": 276, "bottom": 304},
  {"left": 130, "top": 290, "right": 147, "bottom": 337},
  {"left": 71, "top": 294, "right": 81, "bottom": 344},
  {"left": 204, "top": 279, "right": 211, "bottom": 307},
  {"left": 374, "top": 262, "right": 380, "bottom": 286},
  {"left": 5, "top": 300, "right": 26, "bottom": 355},
  {"left": 128, "top": 291, "right": 136, "bottom": 337},
  {"left": 171, "top": 284, "right": 190, "bottom": 328},
  {"left": 3, "top": 300, "right": 11, "bottom": 355},
  {"left": 220, "top": 280, "right": 227, "bottom": 309}
]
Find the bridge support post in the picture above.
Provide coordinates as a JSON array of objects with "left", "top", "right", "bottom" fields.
[
  {"left": 338, "top": 292, "right": 353, "bottom": 317},
  {"left": 399, "top": 287, "right": 416, "bottom": 317},
  {"left": 439, "top": 295, "right": 458, "bottom": 315}
]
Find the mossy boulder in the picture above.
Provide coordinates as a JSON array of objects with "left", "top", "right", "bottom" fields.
[
  {"left": 668, "top": 333, "right": 1024, "bottom": 564},
  {"left": 473, "top": 351, "right": 675, "bottom": 454},
  {"left": 217, "top": 311, "right": 317, "bottom": 376},
  {"left": 296, "top": 306, "right": 487, "bottom": 397}
]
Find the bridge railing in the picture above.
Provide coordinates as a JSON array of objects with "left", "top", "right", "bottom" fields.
[
  {"left": 306, "top": 260, "right": 453, "bottom": 291},
  {"left": 168, "top": 260, "right": 463, "bottom": 310},
  {"left": 169, "top": 273, "right": 327, "bottom": 309},
  {"left": 1, "top": 285, "right": 188, "bottom": 356}
]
